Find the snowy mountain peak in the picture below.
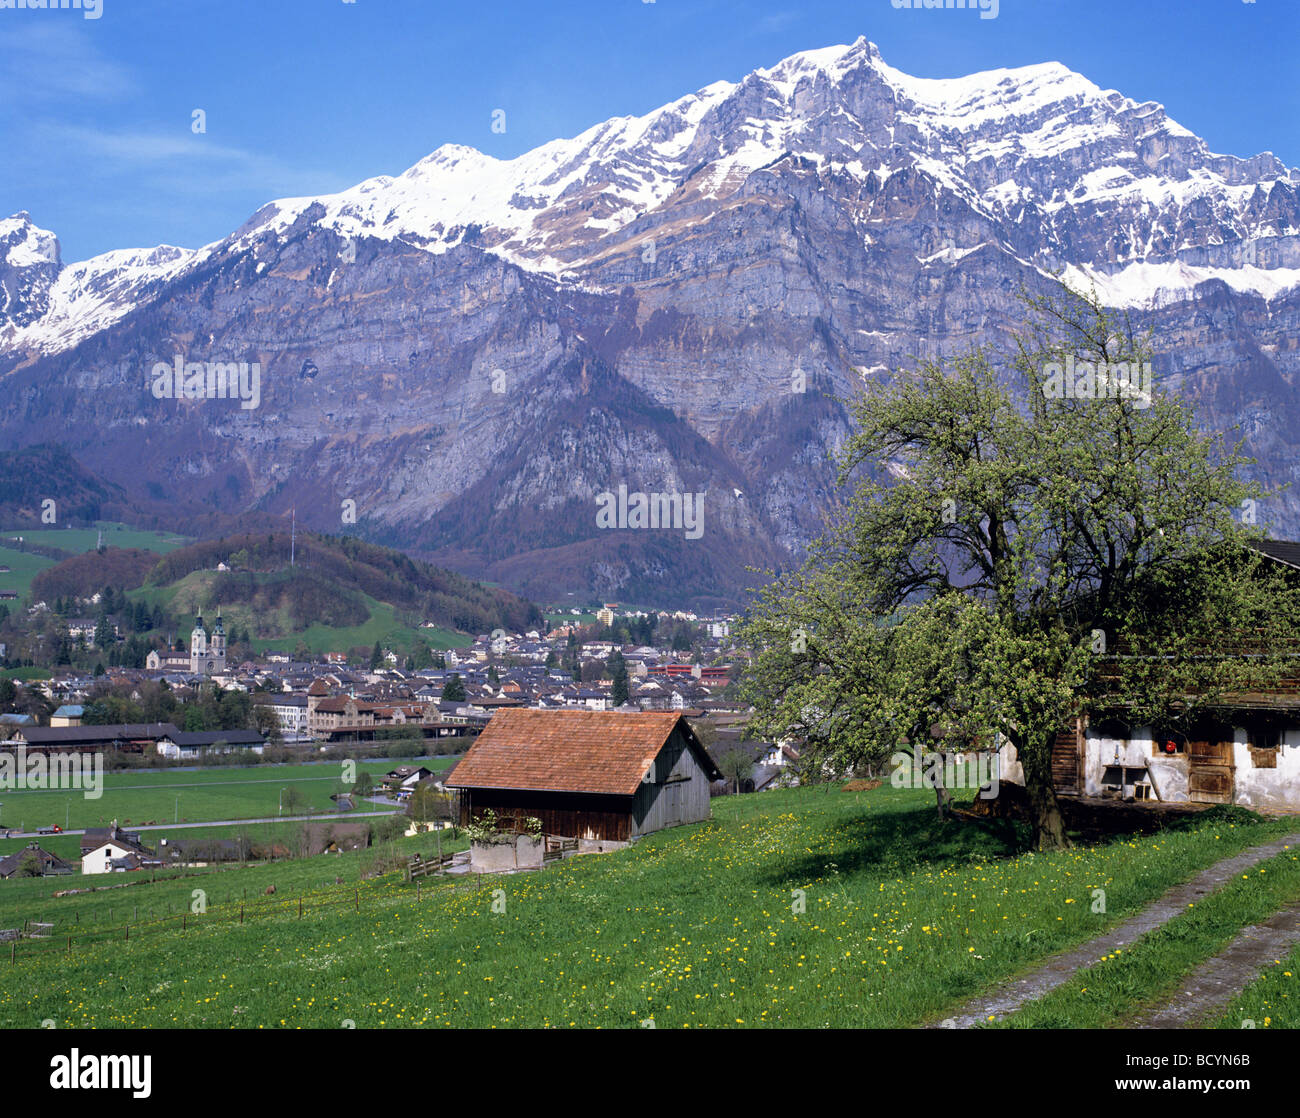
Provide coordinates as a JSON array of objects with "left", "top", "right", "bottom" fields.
[
  {"left": 1, "top": 213, "right": 61, "bottom": 269},
  {"left": 5, "top": 39, "right": 1298, "bottom": 356}
]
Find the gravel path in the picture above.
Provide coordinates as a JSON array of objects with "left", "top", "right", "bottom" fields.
[
  {"left": 930, "top": 832, "right": 1300, "bottom": 1029},
  {"left": 1128, "top": 900, "right": 1300, "bottom": 1028}
]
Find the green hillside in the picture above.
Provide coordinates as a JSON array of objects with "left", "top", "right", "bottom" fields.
[
  {"left": 0, "top": 786, "right": 1290, "bottom": 1028},
  {"left": 0, "top": 522, "right": 189, "bottom": 604},
  {"left": 130, "top": 531, "right": 540, "bottom": 653}
]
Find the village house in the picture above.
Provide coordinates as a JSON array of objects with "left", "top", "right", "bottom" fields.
[
  {"left": 81, "top": 824, "right": 160, "bottom": 875},
  {"left": 262, "top": 693, "right": 309, "bottom": 738},
  {"left": 0, "top": 843, "right": 74, "bottom": 878},
  {"left": 383, "top": 765, "right": 435, "bottom": 797},
  {"left": 154, "top": 728, "right": 266, "bottom": 761},
  {"left": 50, "top": 704, "right": 84, "bottom": 727}
]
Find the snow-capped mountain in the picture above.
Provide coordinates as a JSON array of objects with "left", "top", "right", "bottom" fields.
[{"left": 2, "top": 38, "right": 1297, "bottom": 605}]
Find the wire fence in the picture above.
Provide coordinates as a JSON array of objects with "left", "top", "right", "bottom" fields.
[{"left": 5, "top": 854, "right": 484, "bottom": 965}]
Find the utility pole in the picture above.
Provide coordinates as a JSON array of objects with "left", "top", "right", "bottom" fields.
[{"left": 290, "top": 508, "right": 296, "bottom": 567}]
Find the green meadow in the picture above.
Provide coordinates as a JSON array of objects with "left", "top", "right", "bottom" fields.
[
  {"left": 0, "top": 784, "right": 1294, "bottom": 1028},
  {"left": 0, "top": 757, "right": 454, "bottom": 838},
  {"left": 1, "top": 523, "right": 188, "bottom": 556},
  {"left": 0, "top": 522, "right": 187, "bottom": 604},
  {"left": 0, "top": 545, "right": 55, "bottom": 601}
]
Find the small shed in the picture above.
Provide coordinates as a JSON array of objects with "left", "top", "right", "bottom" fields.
[{"left": 445, "top": 709, "right": 722, "bottom": 842}]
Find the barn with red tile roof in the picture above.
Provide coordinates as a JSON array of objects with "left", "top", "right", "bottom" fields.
[{"left": 445, "top": 709, "right": 722, "bottom": 842}]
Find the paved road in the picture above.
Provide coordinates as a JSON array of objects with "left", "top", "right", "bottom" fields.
[{"left": 2, "top": 808, "right": 401, "bottom": 840}]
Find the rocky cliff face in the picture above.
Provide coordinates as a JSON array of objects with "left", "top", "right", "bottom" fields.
[{"left": 2, "top": 38, "right": 1298, "bottom": 608}]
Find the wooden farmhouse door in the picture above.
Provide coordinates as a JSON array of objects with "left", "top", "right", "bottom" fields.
[
  {"left": 1187, "top": 739, "right": 1235, "bottom": 804},
  {"left": 1051, "top": 724, "right": 1080, "bottom": 794},
  {"left": 662, "top": 781, "right": 682, "bottom": 827}
]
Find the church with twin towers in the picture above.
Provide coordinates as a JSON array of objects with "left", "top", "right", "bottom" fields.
[{"left": 190, "top": 610, "right": 227, "bottom": 676}]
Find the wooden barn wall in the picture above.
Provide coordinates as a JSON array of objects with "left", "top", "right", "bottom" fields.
[
  {"left": 631, "top": 726, "right": 713, "bottom": 837},
  {"left": 458, "top": 789, "right": 634, "bottom": 842}
]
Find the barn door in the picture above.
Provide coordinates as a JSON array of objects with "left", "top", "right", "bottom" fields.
[
  {"left": 662, "top": 781, "right": 681, "bottom": 826},
  {"left": 1188, "top": 739, "right": 1235, "bottom": 804},
  {"left": 1051, "top": 723, "right": 1080, "bottom": 794}
]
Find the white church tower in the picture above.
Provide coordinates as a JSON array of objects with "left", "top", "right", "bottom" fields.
[
  {"left": 210, "top": 610, "right": 227, "bottom": 675},
  {"left": 189, "top": 613, "right": 207, "bottom": 675}
]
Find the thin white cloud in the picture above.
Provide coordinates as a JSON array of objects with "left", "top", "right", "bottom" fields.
[
  {"left": 42, "top": 123, "right": 254, "bottom": 163},
  {"left": 0, "top": 22, "right": 134, "bottom": 100},
  {"left": 756, "top": 11, "right": 800, "bottom": 34},
  {"left": 26, "top": 121, "right": 351, "bottom": 206}
]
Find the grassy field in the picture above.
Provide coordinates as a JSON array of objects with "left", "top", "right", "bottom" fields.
[
  {"left": 0, "top": 522, "right": 187, "bottom": 604},
  {"left": 0, "top": 756, "right": 455, "bottom": 839},
  {"left": 545, "top": 609, "right": 598, "bottom": 627},
  {"left": 0, "top": 784, "right": 1294, "bottom": 1028},
  {"left": 0, "top": 667, "right": 51, "bottom": 681},
  {"left": 0, "top": 545, "right": 55, "bottom": 600},
  {"left": 1, "top": 523, "right": 189, "bottom": 556},
  {"left": 251, "top": 597, "right": 464, "bottom": 654},
  {"left": 0, "top": 825, "right": 467, "bottom": 935}
]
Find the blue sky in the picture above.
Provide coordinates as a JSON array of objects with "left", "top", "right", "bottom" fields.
[{"left": 3, "top": 0, "right": 1296, "bottom": 262}]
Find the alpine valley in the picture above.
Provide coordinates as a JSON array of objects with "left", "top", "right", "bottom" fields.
[{"left": 2, "top": 38, "right": 1298, "bottom": 609}]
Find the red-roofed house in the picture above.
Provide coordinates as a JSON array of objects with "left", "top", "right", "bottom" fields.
[{"left": 445, "top": 709, "right": 722, "bottom": 843}]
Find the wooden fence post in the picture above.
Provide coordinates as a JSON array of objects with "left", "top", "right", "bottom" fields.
[{"left": 355, "top": 887, "right": 359, "bottom": 912}]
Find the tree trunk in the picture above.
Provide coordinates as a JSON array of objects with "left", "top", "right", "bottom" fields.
[
  {"left": 1020, "top": 735, "right": 1069, "bottom": 850},
  {"left": 932, "top": 750, "right": 952, "bottom": 821}
]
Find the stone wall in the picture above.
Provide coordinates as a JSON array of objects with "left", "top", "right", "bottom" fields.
[{"left": 469, "top": 835, "right": 544, "bottom": 873}]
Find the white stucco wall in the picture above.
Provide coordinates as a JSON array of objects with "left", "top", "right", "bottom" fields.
[
  {"left": 995, "top": 735, "right": 1023, "bottom": 786},
  {"left": 1083, "top": 728, "right": 1189, "bottom": 802},
  {"left": 81, "top": 841, "right": 135, "bottom": 875},
  {"left": 1084, "top": 723, "right": 1300, "bottom": 810},
  {"left": 1233, "top": 728, "right": 1300, "bottom": 812}
]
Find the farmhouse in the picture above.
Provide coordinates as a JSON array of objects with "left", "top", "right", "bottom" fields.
[
  {"left": 445, "top": 709, "right": 722, "bottom": 843},
  {"left": 1013, "top": 539, "right": 1300, "bottom": 813},
  {"left": 0, "top": 843, "right": 73, "bottom": 878},
  {"left": 383, "top": 766, "right": 434, "bottom": 796},
  {"left": 1048, "top": 707, "right": 1300, "bottom": 813},
  {"left": 82, "top": 824, "right": 160, "bottom": 874}
]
